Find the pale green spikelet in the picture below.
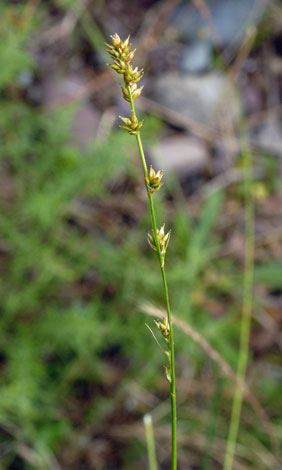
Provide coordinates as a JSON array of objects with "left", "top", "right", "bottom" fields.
[
  {"left": 145, "top": 166, "right": 163, "bottom": 193},
  {"left": 119, "top": 112, "right": 143, "bottom": 135},
  {"left": 147, "top": 224, "right": 171, "bottom": 267}
]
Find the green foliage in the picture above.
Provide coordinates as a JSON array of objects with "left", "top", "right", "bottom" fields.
[
  {"left": 0, "top": 5, "right": 34, "bottom": 90},
  {"left": 255, "top": 262, "right": 282, "bottom": 288}
]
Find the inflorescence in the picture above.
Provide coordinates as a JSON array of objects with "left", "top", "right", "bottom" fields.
[{"left": 106, "top": 34, "right": 170, "bottom": 266}]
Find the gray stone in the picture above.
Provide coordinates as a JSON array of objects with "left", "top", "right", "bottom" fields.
[
  {"left": 73, "top": 104, "right": 100, "bottom": 151},
  {"left": 180, "top": 41, "right": 212, "bottom": 74},
  {"left": 252, "top": 117, "right": 282, "bottom": 158},
  {"left": 42, "top": 74, "right": 100, "bottom": 150},
  {"left": 170, "top": 0, "right": 269, "bottom": 48},
  {"left": 151, "top": 71, "right": 237, "bottom": 130},
  {"left": 42, "top": 74, "right": 87, "bottom": 105},
  {"left": 150, "top": 135, "right": 209, "bottom": 177}
]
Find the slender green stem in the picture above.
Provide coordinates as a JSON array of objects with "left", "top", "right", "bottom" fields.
[
  {"left": 127, "top": 86, "right": 177, "bottom": 470},
  {"left": 160, "top": 263, "right": 177, "bottom": 470},
  {"left": 223, "top": 136, "right": 254, "bottom": 470},
  {"left": 143, "top": 414, "right": 158, "bottom": 470}
]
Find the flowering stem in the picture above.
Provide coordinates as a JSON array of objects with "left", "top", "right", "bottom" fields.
[
  {"left": 106, "top": 34, "right": 177, "bottom": 469},
  {"left": 127, "top": 86, "right": 177, "bottom": 470}
]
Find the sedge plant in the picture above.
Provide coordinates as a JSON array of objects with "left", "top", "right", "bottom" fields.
[{"left": 105, "top": 34, "right": 177, "bottom": 470}]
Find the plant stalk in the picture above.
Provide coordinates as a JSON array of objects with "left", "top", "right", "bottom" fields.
[
  {"left": 127, "top": 86, "right": 177, "bottom": 470},
  {"left": 143, "top": 414, "right": 158, "bottom": 470},
  {"left": 223, "top": 136, "right": 254, "bottom": 470}
]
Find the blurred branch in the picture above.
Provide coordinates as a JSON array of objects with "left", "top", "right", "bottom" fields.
[
  {"left": 39, "top": 0, "right": 89, "bottom": 44},
  {"left": 140, "top": 303, "right": 279, "bottom": 459},
  {"left": 108, "top": 422, "right": 277, "bottom": 470},
  {"left": 139, "top": 96, "right": 220, "bottom": 144},
  {"left": 137, "top": 0, "right": 180, "bottom": 57}
]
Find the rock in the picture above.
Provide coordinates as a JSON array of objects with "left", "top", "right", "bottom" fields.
[
  {"left": 42, "top": 74, "right": 100, "bottom": 150},
  {"left": 42, "top": 73, "right": 86, "bottom": 105},
  {"left": 151, "top": 71, "right": 237, "bottom": 130},
  {"left": 252, "top": 117, "right": 282, "bottom": 158},
  {"left": 73, "top": 104, "right": 100, "bottom": 151},
  {"left": 180, "top": 40, "right": 212, "bottom": 74},
  {"left": 169, "top": 0, "right": 269, "bottom": 49},
  {"left": 150, "top": 135, "right": 209, "bottom": 178}
]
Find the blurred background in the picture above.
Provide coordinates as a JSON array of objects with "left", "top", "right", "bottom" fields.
[{"left": 0, "top": 0, "right": 282, "bottom": 469}]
